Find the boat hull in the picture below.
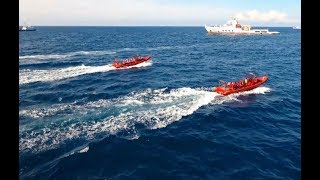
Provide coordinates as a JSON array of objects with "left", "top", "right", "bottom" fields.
[
  {"left": 112, "top": 55, "right": 151, "bottom": 68},
  {"left": 214, "top": 76, "right": 268, "bottom": 95}
]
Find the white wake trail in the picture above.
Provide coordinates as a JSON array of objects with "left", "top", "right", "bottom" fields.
[
  {"left": 19, "top": 64, "right": 114, "bottom": 84},
  {"left": 19, "top": 86, "right": 271, "bottom": 152},
  {"left": 19, "top": 50, "right": 117, "bottom": 60},
  {"left": 19, "top": 61, "right": 153, "bottom": 85}
]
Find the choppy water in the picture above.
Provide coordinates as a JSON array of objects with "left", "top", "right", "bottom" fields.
[{"left": 19, "top": 27, "right": 301, "bottom": 179}]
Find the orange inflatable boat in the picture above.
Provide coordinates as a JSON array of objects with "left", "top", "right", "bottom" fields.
[{"left": 214, "top": 73, "right": 268, "bottom": 96}]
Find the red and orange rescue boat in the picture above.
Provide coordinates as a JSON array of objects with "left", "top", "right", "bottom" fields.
[
  {"left": 112, "top": 55, "right": 151, "bottom": 68},
  {"left": 214, "top": 73, "right": 268, "bottom": 96}
]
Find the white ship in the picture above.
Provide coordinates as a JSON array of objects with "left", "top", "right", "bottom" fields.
[
  {"left": 19, "top": 25, "right": 36, "bottom": 31},
  {"left": 205, "top": 17, "right": 279, "bottom": 35},
  {"left": 292, "top": 26, "right": 301, "bottom": 30}
]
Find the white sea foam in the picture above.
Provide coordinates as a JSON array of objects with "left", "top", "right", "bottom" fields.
[
  {"left": 19, "top": 86, "right": 271, "bottom": 152},
  {"left": 78, "top": 146, "right": 89, "bottom": 153},
  {"left": 118, "top": 48, "right": 138, "bottom": 52}
]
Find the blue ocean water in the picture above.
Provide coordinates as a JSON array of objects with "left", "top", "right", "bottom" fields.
[{"left": 19, "top": 27, "right": 301, "bottom": 179}]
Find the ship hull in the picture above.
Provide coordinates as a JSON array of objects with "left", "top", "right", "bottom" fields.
[{"left": 205, "top": 25, "right": 279, "bottom": 35}]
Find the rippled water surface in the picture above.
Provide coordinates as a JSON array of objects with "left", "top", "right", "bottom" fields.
[{"left": 19, "top": 27, "right": 301, "bottom": 179}]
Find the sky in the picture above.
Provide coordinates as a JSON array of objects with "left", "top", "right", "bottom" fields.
[{"left": 19, "top": 0, "right": 301, "bottom": 26}]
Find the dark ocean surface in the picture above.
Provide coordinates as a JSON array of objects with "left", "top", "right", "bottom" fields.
[{"left": 19, "top": 27, "right": 301, "bottom": 179}]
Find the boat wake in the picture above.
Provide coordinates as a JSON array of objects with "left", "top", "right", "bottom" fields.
[
  {"left": 19, "top": 45, "right": 191, "bottom": 66},
  {"left": 19, "top": 86, "right": 271, "bottom": 153},
  {"left": 19, "top": 46, "right": 179, "bottom": 62},
  {"left": 19, "top": 50, "right": 117, "bottom": 61},
  {"left": 19, "top": 61, "right": 153, "bottom": 85}
]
